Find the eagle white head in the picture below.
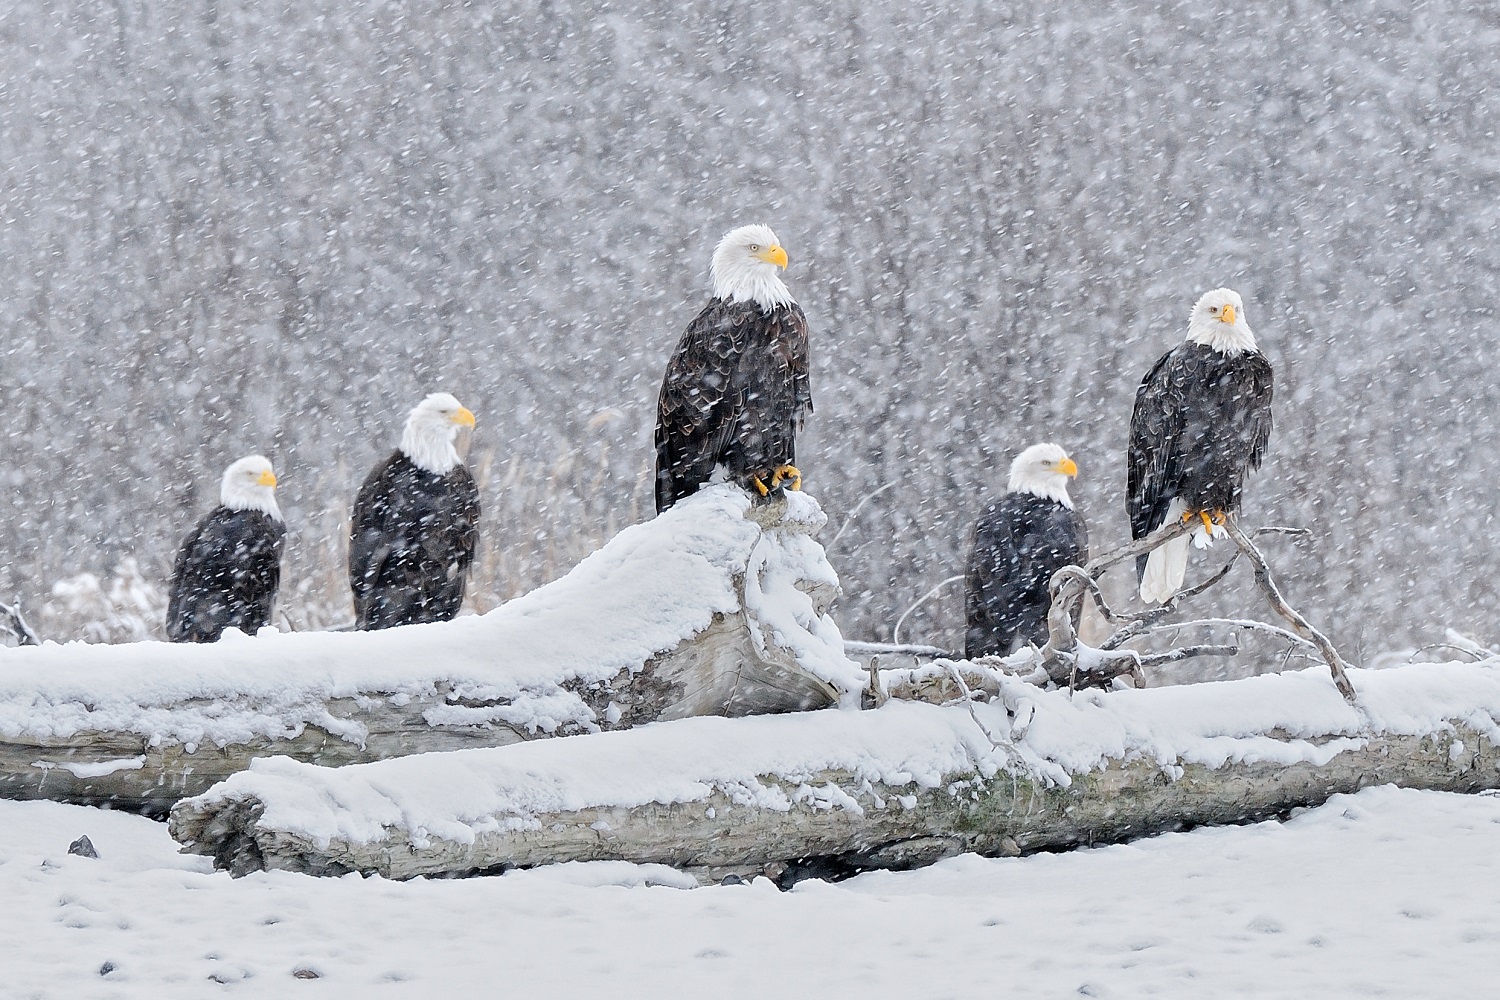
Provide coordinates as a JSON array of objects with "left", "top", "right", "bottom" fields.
[
  {"left": 220, "top": 454, "right": 282, "bottom": 520},
  {"left": 1187, "top": 288, "right": 1259, "bottom": 356},
  {"left": 1007, "top": 442, "right": 1078, "bottom": 509},
  {"left": 400, "top": 392, "right": 477, "bottom": 475},
  {"left": 710, "top": 223, "right": 796, "bottom": 311}
]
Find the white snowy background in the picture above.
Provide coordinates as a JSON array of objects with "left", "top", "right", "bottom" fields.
[
  {"left": 1, "top": 0, "right": 1496, "bottom": 658},
  {"left": 2, "top": 1, "right": 1498, "bottom": 995}
]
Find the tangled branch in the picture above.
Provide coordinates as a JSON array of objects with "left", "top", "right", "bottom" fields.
[
  {"left": 1037, "top": 518, "right": 1356, "bottom": 702},
  {"left": 871, "top": 521, "right": 1355, "bottom": 708}
]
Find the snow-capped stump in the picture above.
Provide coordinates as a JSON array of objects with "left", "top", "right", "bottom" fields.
[
  {"left": 169, "top": 658, "right": 1500, "bottom": 879},
  {"left": 0, "top": 487, "right": 864, "bottom": 814}
]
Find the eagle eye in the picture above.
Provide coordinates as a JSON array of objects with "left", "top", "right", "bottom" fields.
[{"left": 748, "top": 244, "right": 760, "bottom": 252}]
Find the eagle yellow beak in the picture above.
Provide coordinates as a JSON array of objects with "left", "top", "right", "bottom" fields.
[
  {"left": 757, "top": 244, "right": 789, "bottom": 270},
  {"left": 257, "top": 470, "right": 278, "bottom": 488},
  {"left": 1056, "top": 457, "right": 1078, "bottom": 478},
  {"left": 1220, "top": 303, "right": 1236, "bottom": 325},
  {"left": 452, "top": 406, "right": 476, "bottom": 428}
]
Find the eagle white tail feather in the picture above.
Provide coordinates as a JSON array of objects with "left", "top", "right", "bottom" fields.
[{"left": 1140, "top": 533, "right": 1190, "bottom": 604}]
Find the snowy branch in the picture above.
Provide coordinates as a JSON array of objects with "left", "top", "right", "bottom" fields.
[
  {"left": 1146, "top": 618, "right": 1315, "bottom": 652},
  {"left": 0, "top": 602, "right": 40, "bottom": 647}
]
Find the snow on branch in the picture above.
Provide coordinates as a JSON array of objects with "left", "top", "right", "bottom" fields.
[{"left": 0, "top": 602, "right": 40, "bottom": 647}]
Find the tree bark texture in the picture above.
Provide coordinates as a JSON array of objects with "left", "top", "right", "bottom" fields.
[{"left": 169, "top": 661, "right": 1500, "bottom": 879}]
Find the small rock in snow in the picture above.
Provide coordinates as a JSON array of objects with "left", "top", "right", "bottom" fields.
[{"left": 68, "top": 835, "right": 99, "bottom": 859}]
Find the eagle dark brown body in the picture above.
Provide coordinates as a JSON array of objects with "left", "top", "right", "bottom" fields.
[
  {"left": 349, "top": 451, "right": 480, "bottom": 630},
  {"left": 166, "top": 508, "right": 285, "bottom": 643},
  {"left": 1127, "top": 341, "right": 1274, "bottom": 579},
  {"left": 654, "top": 298, "right": 812, "bottom": 513},
  {"left": 965, "top": 491, "right": 1088, "bottom": 658}
]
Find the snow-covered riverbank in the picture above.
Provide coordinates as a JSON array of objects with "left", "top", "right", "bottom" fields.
[{"left": 4, "top": 785, "right": 1496, "bottom": 998}]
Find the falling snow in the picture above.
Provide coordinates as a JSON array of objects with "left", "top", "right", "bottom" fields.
[{"left": 1, "top": 2, "right": 1497, "bottom": 996}]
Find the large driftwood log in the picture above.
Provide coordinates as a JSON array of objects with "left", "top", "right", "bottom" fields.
[
  {"left": 169, "top": 659, "right": 1500, "bottom": 879},
  {"left": 0, "top": 488, "right": 863, "bottom": 815}
]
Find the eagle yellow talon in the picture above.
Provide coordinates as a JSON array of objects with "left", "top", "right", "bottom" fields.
[
  {"left": 752, "top": 475, "right": 771, "bottom": 497},
  {"left": 1199, "top": 511, "right": 1215, "bottom": 532},
  {"left": 770, "top": 464, "right": 803, "bottom": 492}
]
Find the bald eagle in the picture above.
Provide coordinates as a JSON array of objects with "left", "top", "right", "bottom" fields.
[
  {"left": 1128, "top": 288, "right": 1274, "bottom": 604},
  {"left": 349, "top": 392, "right": 481, "bottom": 630},
  {"left": 166, "top": 455, "right": 285, "bottom": 643},
  {"left": 655, "top": 224, "right": 812, "bottom": 513},
  {"left": 965, "top": 444, "right": 1088, "bottom": 658}
]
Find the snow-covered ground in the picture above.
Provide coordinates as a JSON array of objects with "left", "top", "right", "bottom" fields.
[{"left": 5, "top": 785, "right": 1496, "bottom": 998}]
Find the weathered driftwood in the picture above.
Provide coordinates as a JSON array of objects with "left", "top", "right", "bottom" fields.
[
  {"left": 0, "top": 488, "right": 863, "bottom": 815},
  {"left": 169, "top": 659, "right": 1500, "bottom": 880}
]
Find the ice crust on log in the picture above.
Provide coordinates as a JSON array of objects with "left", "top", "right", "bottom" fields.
[
  {"left": 170, "top": 658, "right": 1500, "bottom": 878},
  {"left": 0, "top": 487, "right": 863, "bottom": 813}
]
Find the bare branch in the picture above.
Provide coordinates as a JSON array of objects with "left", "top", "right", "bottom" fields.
[
  {"left": 1030, "top": 520, "right": 1342, "bottom": 694},
  {"left": 1095, "top": 526, "right": 1308, "bottom": 650},
  {"left": 892, "top": 574, "right": 965, "bottom": 646},
  {"left": 1406, "top": 643, "right": 1485, "bottom": 664},
  {"left": 1082, "top": 518, "right": 1191, "bottom": 576},
  {"left": 844, "top": 640, "right": 957, "bottom": 659},
  {"left": 873, "top": 520, "right": 1331, "bottom": 702},
  {"left": 1220, "top": 515, "right": 1357, "bottom": 702},
  {"left": 1146, "top": 617, "right": 1317, "bottom": 651},
  {"left": 1135, "top": 644, "right": 1239, "bottom": 666},
  {"left": 0, "top": 602, "right": 40, "bottom": 647},
  {"left": 826, "top": 481, "right": 897, "bottom": 551}
]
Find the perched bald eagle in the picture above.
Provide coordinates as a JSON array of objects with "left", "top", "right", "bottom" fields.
[
  {"left": 654, "top": 223, "right": 812, "bottom": 513},
  {"left": 965, "top": 444, "right": 1088, "bottom": 658},
  {"left": 1128, "top": 288, "right": 1274, "bottom": 604},
  {"left": 349, "top": 392, "right": 480, "bottom": 630},
  {"left": 166, "top": 455, "right": 285, "bottom": 643}
]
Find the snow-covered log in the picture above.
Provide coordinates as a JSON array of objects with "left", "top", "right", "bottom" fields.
[
  {"left": 169, "top": 658, "right": 1500, "bottom": 879},
  {"left": 0, "top": 487, "right": 863, "bottom": 814}
]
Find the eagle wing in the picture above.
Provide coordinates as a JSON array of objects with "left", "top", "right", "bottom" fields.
[
  {"left": 348, "top": 457, "right": 401, "bottom": 619},
  {"left": 1127, "top": 346, "right": 1191, "bottom": 542},
  {"left": 654, "top": 301, "right": 749, "bottom": 512},
  {"left": 440, "top": 466, "right": 481, "bottom": 576},
  {"left": 1240, "top": 353, "right": 1275, "bottom": 475},
  {"left": 1128, "top": 345, "right": 1275, "bottom": 542},
  {"left": 782, "top": 302, "right": 813, "bottom": 430}
]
